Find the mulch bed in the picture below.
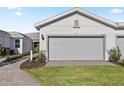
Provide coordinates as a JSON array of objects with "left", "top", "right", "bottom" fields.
[
  {"left": 20, "top": 59, "right": 46, "bottom": 69},
  {"left": 109, "top": 61, "right": 124, "bottom": 67}
]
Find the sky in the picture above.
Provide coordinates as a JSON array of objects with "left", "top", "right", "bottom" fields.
[{"left": 0, "top": 7, "right": 124, "bottom": 33}]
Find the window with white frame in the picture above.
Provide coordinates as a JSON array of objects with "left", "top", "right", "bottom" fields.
[{"left": 15, "top": 39, "right": 20, "bottom": 48}]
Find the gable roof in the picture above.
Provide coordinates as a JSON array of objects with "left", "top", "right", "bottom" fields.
[
  {"left": 9, "top": 32, "right": 30, "bottom": 38},
  {"left": 34, "top": 8, "right": 119, "bottom": 30}
]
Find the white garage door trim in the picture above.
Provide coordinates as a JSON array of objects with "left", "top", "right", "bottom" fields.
[{"left": 47, "top": 35, "right": 105, "bottom": 61}]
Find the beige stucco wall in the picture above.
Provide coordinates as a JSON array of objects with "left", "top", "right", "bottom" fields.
[
  {"left": 12, "top": 38, "right": 32, "bottom": 54},
  {"left": 0, "top": 35, "right": 12, "bottom": 48},
  {"left": 23, "top": 38, "right": 32, "bottom": 52},
  {"left": 39, "top": 13, "right": 120, "bottom": 61},
  {"left": 4, "top": 36, "right": 12, "bottom": 48}
]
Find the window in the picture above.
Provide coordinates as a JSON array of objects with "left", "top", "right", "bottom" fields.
[
  {"left": 15, "top": 39, "right": 20, "bottom": 48},
  {"left": 73, "top": 20, "right": 80, "bottom": 28}
]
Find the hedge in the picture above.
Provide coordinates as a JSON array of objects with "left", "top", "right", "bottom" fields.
[{"left": 5, "top": 51, "right": 30, "bottom": 62}]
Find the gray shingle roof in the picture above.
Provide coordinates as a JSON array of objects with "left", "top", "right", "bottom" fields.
[
  {"left": 0, "top": 30, "right": 11, "bottom": 37},
  {"left": 9, "top": 32, "right": 29, "bottom": 38},
  {"left": 25, "top": 32, "right": 39, "bottom": 39},
  {"left": 25, "top": 32, "right": 39, "bottom": 42}
]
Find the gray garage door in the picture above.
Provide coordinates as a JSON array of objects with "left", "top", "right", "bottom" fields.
[
  {"left": 117, "top": 36, "right": 124, "bottom": 57},
  {"left": 48, "top": 36, "right": 104, "bottom": 60}
]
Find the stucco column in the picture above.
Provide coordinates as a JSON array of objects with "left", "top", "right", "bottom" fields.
[
  {"left": 105, "top": 33, "right": 116, "bottom": 61},
  {"left": 39, "top": 33, "right": 49, "bottom": 59},
  {"left": 39, "top": 33, "right": 42, "bottom": 52},
  {"left": 20, "top": 39, "right": 23, "bottom": 54}
]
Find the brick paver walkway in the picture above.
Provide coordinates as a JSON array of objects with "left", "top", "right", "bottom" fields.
[{"left": 0, "top": 58, "right": 39, "bottom": 86}]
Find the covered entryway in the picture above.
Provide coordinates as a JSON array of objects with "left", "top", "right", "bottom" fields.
[
  {"left": 48, "top": 36, "right": 104, "bottom": 60},
  {"left": 116, "top": 36, "right": 124, "bottom": 57}
]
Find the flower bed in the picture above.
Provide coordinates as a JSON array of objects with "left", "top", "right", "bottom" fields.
[
  {"left": 108, "top": 47, "right": 124, "bottom": 67},
  {"left": 20, "top": 59, "right": 46, "bottom": 69},
  {"left": 20, "top": 52, "right": 47, "bottom": 69},
  {"left": 110, "top": 60, "right": 124, "bottom": 67}
]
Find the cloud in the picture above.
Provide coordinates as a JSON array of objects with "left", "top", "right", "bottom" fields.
[
  {"left": 110, "top": 8, "right": 123, "bottom": 14},
  {"left": 14, "top": 11, "right": 23, "bottom": 16},
  {"left": 8, "top": 7, "right": 21, "bottom": 11},
  {"left": 8, "top": 7, "right": 23, "bottom": 16},
  {"left": 8, "top": 7, "right": 18, "bottom": 10}
]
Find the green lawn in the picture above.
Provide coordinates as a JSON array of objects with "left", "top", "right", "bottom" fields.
[{"left": 24, "top": 65, "right": 124, "bottom": 86}]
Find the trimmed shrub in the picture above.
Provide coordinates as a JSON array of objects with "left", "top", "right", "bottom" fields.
[
  {"left": 0, "top": 45, "right": 6, "bottom": 56},
  {"left": 35, "top": 51, "right": 46, "bottom": 64},
  {"left": 5, "top": 51, "right": 30, "bottom": 62},
  {"left": 108, "top": 46, "right": 121, "bottom": 62}
]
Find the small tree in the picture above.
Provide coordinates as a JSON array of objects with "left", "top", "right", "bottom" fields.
[{"left": 108, "top": 46, "right": 121, "bottom": 62}]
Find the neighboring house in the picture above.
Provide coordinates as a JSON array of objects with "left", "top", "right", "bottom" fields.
[
  {"left": 34, "top": 8, "right": 124, "bottom": 61},
  {"left": 10, "top": 32, "right": 32, "bottom": 54},
  {"left": 0, "top": 30, "right": 32, "bottom": 54},
  {"left": 0, "top": 30, "right": 12, "bottom": 48},
  {"left": 0, "top": 30, "right": 12, "bottom": 54},
  {"left": 25, "top": 32, "right": 39, "bottom": 49}
]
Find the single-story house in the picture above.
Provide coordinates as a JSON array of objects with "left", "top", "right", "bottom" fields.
[
  {"left": 34, "top": 8, "right": 124, "bottom": 61},
  {"left": 10, "top": 32, "right": 32, "bottom": 54},
  {"left": 0, "top": 30, "right": 32, "bottom": 54},
  {"left": 0, "top": 30, "right": 12, "bottom": 48},
  {"left": 25, "top": 32, "right": 39, "bottom": 49}
]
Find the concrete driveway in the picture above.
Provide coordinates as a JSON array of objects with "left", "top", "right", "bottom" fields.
[
  {"left": 45, "top": 60, "right": 114, "bottom": 67},
  {"left": 0, "top": 58, "right": 39, "bottom": 86}
]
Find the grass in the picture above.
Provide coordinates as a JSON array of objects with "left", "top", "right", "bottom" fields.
[{"left": 24, "top": 65, "right": 124, "bottom": 86}]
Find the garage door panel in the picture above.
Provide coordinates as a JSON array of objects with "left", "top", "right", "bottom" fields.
[{"left": 49, "top": 36, "right": 104, "bottom": 60}]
